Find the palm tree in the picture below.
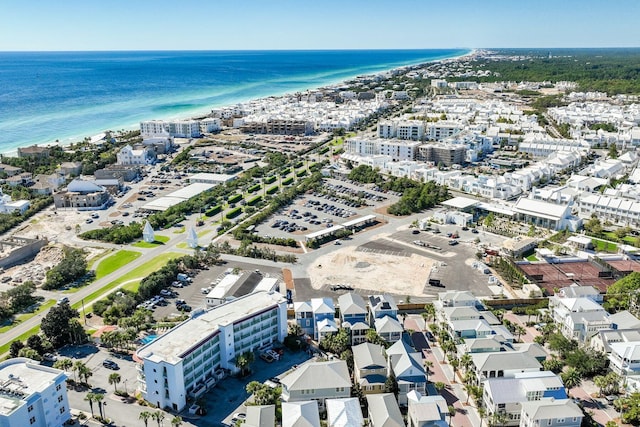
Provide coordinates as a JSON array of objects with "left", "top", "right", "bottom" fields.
[
  {"left": 94, "top": 393, "right": 105, "bottom": 419},
  {"left": 170, "top": 416, "right": 183, "bottom": 427},
  {"left": 449, "top": 357, "right": 460, "bottom": 382},
  {"left": 459, "top": 353, "right": 473, "bottom": 374},
  {"left": 448, "top": 405, "right": 456, "bottom": 427},
  {"left": 54, "top": 358, "right": 73, "bottom": 373},
  {"left": 108, "top": 373, "right": 121, "bottom": 392},
  {"left": 490, "top": 411, "right": 508, "bottom": 427},
  {"left": 515, "top": 325, "right": 527, "bottom": 342},
  {"left": 478, "top": 407, "right": 486, "bottom": 427},
  {"left": 561, "top": 367, "right": 582, "bottom": 394},
  {"left": 139, "top": 411, "right": 152, "bottom": 427},
  {"left": 84, "top": 392, "right": 96, "bottom": 416},
  {"left": 73, "top": 361, "right": 88, "bottom": 384},
  {"left": 423, "top": 303, "right": 436, "bottom": 324},
  {"left": 75, "top": 362, "right": 92, "bottom": 385},
  {"left": 151, "top": 410, "right": 165, "bottom": 427}
]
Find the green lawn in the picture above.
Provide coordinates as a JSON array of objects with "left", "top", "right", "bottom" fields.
[
  {"left": 0, "top": 327, "right": 40, "bottom": 357},
  {"left": 526, "top": 254, "right": 539, "bottom": 261},
  {"left": 132, "top": 235, "right": 170, "bottom": 248},
  {"left": 74, "top": 252, "right": 183, "bottom": 306},
  {"left": 592, "top": 238, "right": 618, "bottom": 252},
  {"left": 0, "top": 300, "right": 56, "bottom": 333},
  {"left": 173, "top": 227, "right": 185, "bottom": 234},
  {"left": 94, "top": 250, "right": 142, "bottom": 279},
  {"left": 86, "top": 248, "right": 113, "bottom": 270},
  {"left": 197, "top": 228, "right": 213, "bottom": 238}
]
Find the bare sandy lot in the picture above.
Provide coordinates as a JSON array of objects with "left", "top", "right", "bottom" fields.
[{"left": 307, "top": 245, "right": 435, "bottom": 296}]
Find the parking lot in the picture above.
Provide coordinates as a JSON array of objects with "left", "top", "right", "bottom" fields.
[
  {"left": 253, "top": 177, "right": 396, "bottom": 243},
  {"left": 149, "top": 260, "right": 285, "bottom": 321}
]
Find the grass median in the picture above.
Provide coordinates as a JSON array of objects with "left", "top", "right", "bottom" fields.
[
  {"left": 95, "top": 250, "right": 142, "bottom": 279},
  {"left": 132, "top": 235, "right": 170, "bottom": 248},
  {"left": 73, "top": 252, "right": 183, "bottom": 310}
]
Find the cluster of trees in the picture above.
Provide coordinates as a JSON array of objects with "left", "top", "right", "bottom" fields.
[
  {"left": 0, "top": 281, "right": 39, "bottom": 322},
  {"left": 210, "top": 240, "right": 297, "bottom": 263},
  {"left": 43, "top": 247, "right": 88, "bottom": 290},
  {"left": 348, "top": 166, "right": 450, "bottom": 215},
  {"left": 544, "top": 333, "right": 609, "bottom": 380},
  {"left": 40, "top": 302, "right": 86, "bottom": 348},
  {"left": 469, "top": 49, "right": 640, "bottom": 95},
  {"left": 388, "top": 181, "right": 449, "bottom": 216},
  {"left": 605, "top": 272, "right": 640, "bottom": 312},
  {"left": 9, "top": 334, "right": 54, "bottom": 361},
  {"left": 493, "top": 257, "right": 526, "bottom": 286},
  {"left": 79, "top": 222, "right": 144, "bottom": 245},
  {"left": 12, "top": 302, "right": 85, "bottom": 355}
]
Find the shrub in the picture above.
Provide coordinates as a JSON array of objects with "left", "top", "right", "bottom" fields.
[
  {"left": 205, "top": 205, "right": 222, "bottom": 217},
  {"left": 228, "top": 194, "right": 242, "bottom": 204},
  {"left": 264, "top": 176, "right": 276, "bottom": 184},
  {"left": 226, "top": 207, "right": 242, "bottom": 219},
  {"left": 282, "top": 177, "right": 294, "bottom": 186},
  {"left": 266, "top": 185, "right": 279, "bottom": 194},
  {"left": 247, "top": 195, "right": 262, "bottom": 206}
]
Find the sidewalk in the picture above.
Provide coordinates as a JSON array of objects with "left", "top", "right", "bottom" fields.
[{"left": 425, "top": 345, "right": 481, "bottom": 427}]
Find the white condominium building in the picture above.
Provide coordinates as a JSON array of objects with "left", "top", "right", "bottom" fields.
[
  {"left": 377, "top": 120, "right": 425, "bottom": 140},
  {"left": 345, "top": 137, "right": 420, "bottom": 162},
  {"left": 135, "top": 291, "right": 287, "bottom": 411},
  {"left": 140, "top": 120, "right": 201, "bottom": 138},
  {"left": 0, "top": 358, "right": 70, "bottom": 427}
]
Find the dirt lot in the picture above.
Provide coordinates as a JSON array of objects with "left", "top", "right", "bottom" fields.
[{"left": 307, "top": 245, "right": 435, "bottom": 296}]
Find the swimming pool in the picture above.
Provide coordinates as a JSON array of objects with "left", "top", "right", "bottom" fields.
[{"left": 140, "top": 335, "right": 158, "bottom": 345}]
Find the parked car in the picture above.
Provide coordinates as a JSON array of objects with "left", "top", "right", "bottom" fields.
[
  {"left": 103, "top": 359, "right": 119, "bottom": 370},
  {"left": 260, "top": 353, "right": 274, "bottom": 363},
  {"left": 43, "top": 353, "right": 57, "bottom": 362}
]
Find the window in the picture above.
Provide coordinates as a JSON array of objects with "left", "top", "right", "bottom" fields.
[
  {"left": 30, "top": 417, "right": 36, "bottom": 424},
  {"left": 58, "top": 395, "right": 64, "bottom": 403},
  {"left": 56, "top": 384, "right": 62, "bottom": 391},
  {"left": 28, "top": 405, "right": 34, "bottom": 412},
  {"left": 60, "top": 407, "right": 66, "bottom": 414}
]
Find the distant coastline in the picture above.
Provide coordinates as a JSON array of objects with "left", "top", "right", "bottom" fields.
[{"left": 0, "top": 49, "right": 471, "bottom": 156}]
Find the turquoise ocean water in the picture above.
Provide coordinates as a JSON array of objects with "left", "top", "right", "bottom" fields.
[{"left": 0, "top": 49, "right": 469, "bottom": 154}]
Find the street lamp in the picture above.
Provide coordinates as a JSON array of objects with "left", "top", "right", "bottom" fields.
[{"left": 124, "top": 379, "right": 128, "bottom": 395}]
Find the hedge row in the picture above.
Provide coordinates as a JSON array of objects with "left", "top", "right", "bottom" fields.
[
  {"left": 247, "top": 195, "right": 262, "bottom": 206},
  {"left": 264, "top": 176, "right": 277, "bottom": 184},
  {"left": 228, "top": 194, "right": 242, "bottom": 204},
  {"left": 282, "top": 177, "right": 294, "bottom": 186},
  {"left": 248, "top": 184, "right": 261, "bottom": 193},
  {"left": 226, "top": 207, "right": 242, "bottom": 219},
  {"left": 266, "top": 185, "right": 279, "bottom": 194},
  {"left": 205, "top": 205, "right": 222, "bottom": 217}
]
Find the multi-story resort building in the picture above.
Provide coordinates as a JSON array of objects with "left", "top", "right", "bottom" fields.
[
  {"left": 0, "top": 358, "right": 70, "bottom": 427},
  {"left": 135, "top": 291, "right": 287, "bottom": 411}
]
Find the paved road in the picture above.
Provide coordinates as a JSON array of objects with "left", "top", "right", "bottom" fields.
[{"left": 0, "top": 215, "right": 194, "bottom": 350}]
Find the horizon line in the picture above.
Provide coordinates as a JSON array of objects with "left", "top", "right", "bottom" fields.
[{"left": 1, "top": 46, "right": 640, "bottom": 53}]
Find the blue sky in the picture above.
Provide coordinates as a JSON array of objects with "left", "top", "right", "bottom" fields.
[{"left": 1, "top": 0, "right": 638, "bottom": 51}]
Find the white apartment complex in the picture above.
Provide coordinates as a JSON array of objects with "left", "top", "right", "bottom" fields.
[
  {"left": 345, "top": 137, "right": 420, "bottom": 162},
  {"left": 135, "top": 291, "right": 287, "bottom": 411},
  {"left": 0, "top": 358, "right": 70, "bottom": 427},
  {"left": 140, "top": 120, "right": 201, "bottom": 138}
]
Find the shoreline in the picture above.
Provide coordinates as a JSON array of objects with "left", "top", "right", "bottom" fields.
[{"left": 1, "top": 49, "right": 474, "bottom": 157}]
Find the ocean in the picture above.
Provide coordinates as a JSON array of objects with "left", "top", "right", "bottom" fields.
[{"left": 0, "top": 49, "right": 469, "bottom": 154}]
